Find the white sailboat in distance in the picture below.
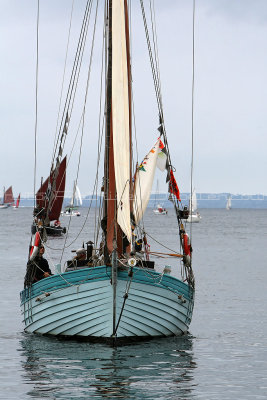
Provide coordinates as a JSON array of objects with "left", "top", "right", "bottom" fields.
[
  {"left": 153, "top": 180, "right": 167, "bottom": 215},
  {"left": 226, "top": 195, "right": 232, "bottom": 210},
  {"left": 64, "top": 182, "right": 82, "bottom": 216},
  {"left": 187, "top": 189, "right": 201, "bottom": 223}
]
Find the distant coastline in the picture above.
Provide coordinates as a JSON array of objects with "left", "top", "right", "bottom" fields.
[{"left": 16, "top": 193, "right": 267, "bottom": 209}]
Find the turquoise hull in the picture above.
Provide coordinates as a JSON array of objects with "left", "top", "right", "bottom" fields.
[{"left": 20, "top": 266, "right": 194, "bottom": 341}]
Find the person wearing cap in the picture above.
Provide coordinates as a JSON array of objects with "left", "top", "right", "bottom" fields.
[
  {"left": 74, "top": 248, "right": 87, "bottom": 261},
  {"left": 70, "top": 248, "right": 89, "bottom": 267},
  {"left": 32, "top": 245, "right": 52, "bottom": 282}
]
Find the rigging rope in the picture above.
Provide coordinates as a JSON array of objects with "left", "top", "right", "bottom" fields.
[
  {"left": 36, "top": 0, "right": 94, "bottom": 228},
  {"left": 40, "top": 1, "right": 102, "bottom": 256},
  {"left": 94, "top": 16, "right": 107, "bottom": 247},
  {"left": 51, "top": 0, "right": 94, "bottom": 171},
  {"left": 149, "top": 0, "right": 162, "bottom": 109},
  {"left": 138, "top": 0, "right": 186, "bottom": 271},
  {"left": 136, "top": 224, "right": 182, "bottom": 256},
  {"left": 52, "top": 0, "right": 75, "bottom": 163},
  {"left": 137, "top": 2, "right": 196, "bottom": 289},
  {"left": 190, "top": 0, "right": 196, "bottom": 247},
  {"left": 59, "top": 0, "right": 100, "bottom": 262},
  {"left": 139, "top": 0, "right": 181, "bottom": 219},
  {"left": 33, "top": 0, "right": 40, "bottom": 208}
]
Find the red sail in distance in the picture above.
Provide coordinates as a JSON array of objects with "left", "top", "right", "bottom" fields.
[
  {"left": 16, "top": 194, "right": 21, "bottom": 208},
  {"left": 36, "top": 156, "right": 66, "bottom": 221},
  {"left": 4, "top": 186, "right": 14, "bottom": 204}
]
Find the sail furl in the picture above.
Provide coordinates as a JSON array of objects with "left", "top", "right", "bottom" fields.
[{"left": 112, "top": 0, "right": 131, "bottom": 242}]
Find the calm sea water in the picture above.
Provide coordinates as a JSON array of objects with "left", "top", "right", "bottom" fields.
[{"left": 0, "top": 207, "right": 267, "bottom": 399}]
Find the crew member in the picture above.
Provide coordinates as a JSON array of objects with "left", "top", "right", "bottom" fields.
[
  {"left": 33, "top": 245, "right": 52, "bottom": 282},
  {"left": 24, "top": 245, "right": 52, "bottom": 287}
]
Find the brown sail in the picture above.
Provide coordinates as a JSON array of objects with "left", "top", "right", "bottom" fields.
[
  {"left": 36, "top": 156, "right": 66, "bottom": 221},
  {"left": 4, "top": 186, "right": 14, "bottom": 204}
]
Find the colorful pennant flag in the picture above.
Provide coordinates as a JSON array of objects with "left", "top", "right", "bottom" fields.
[
  {"left": 169, "top": 169, "right": 181, "bottom": 201},
  {"left": 157, "top": 139, "right": 167, "bottom": 171}
]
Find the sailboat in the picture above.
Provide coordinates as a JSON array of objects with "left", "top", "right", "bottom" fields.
[
  {"left": 63, "top": 182, "right": 82, "bottom": 216},
  {"left": 226, "top": 195, "right": 232, "bottom": 210},
  {"left": 0, "top": 187, "right": 8, "bottom": 209},
  {"left": 13, "top": 193, "right": 21, "bottom": 209},
  {"left": 153, "top": 180, "right": 167, "bottom": 215},
  {"left": 0, "top": 186, "right": 14, "bottom": 209},
  {"left": 21, "top": 1, "right": 195, "bottom": 343},
  {"left": 32, "top": 157, "right": 67, "bottom": 236},
  {"left": 187, "top": 189, "right": 201, "bottom": 223}
]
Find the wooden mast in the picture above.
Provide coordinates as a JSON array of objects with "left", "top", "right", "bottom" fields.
[
  {"left": 103, "top": 0, "right": 116, "bottom": 261},
  {"left": 124, "top": 0, "right": 133, "bottom": 232},
  {"left": 103, "top": 0, "right": 132, "bottom": 338}
]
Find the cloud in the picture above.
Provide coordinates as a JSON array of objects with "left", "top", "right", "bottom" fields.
[
  {"left": 0, "top": 0, "right": 267, "bottom": 196},
  {"left": 200, "top": 0, "right": 267, "bottom": 24}
]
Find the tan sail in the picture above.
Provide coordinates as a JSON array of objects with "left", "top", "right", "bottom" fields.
[{"left": 112, "top": 0, "right": 131, "bottom": 242}]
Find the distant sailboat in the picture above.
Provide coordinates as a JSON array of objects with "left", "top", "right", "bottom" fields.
[
  {"left": 188, "top": 189, "right": 201, "bottom": 223},
  {"left": 13, "top": 193, "right": 21, "bottom": 209},
  {"left": 0, "top": 186, "right": 14, "bottom": 209},
  {"left": 0, "top": 187, "right": 8, "bottom": 209},
  {"left": 153, "top": 180, "right": 167, "bottom": 215},
  {"left": 64, "top": 182, "right": 82, "bottom": 216},
  {"left": 226, "top": 195, "right": 232, "bottom": 210},
  {"left": 33, "top": 156, "right": 67, "bottom": 235}
]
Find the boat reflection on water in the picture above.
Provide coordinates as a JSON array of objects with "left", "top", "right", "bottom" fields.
[{"left": 20, "top": 333, "right": 197, "bottom": 399}]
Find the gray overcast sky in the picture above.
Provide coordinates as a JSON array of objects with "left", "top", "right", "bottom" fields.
[{"left": 1, "top": 0, "right": 267, "bottom": 198}]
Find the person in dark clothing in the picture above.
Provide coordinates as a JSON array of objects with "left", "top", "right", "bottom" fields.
[
  {"left": 33, "top": 245, "right": 52, "bottom": 282},
  {"left": 73, "top": 248, "right": 87, "bottom": 261},
  {"left": 24, "top": 245, "right": 52, "bottom": 287}
]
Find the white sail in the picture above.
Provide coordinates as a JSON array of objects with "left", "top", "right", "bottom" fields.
[
  {"left": 226, "top": 195, "right": 231, "bottom": 210},
  {"left": 75, "top": 185, "right": 82, "bottom": 206},
  {"left": 70, "top": 182, "right": 82, "bottom": 207},
  {"left": 134, "top": 139, "right": 160, "bottom": 224},
  {"left": 70, "top": 182, "right": 75, "bottom": 207},
  {"left": 189, "top": 189, "right": 197, "bottom": 213},
  {"left": 112, "top": 0, "right": 131, "bottom": 241}
]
